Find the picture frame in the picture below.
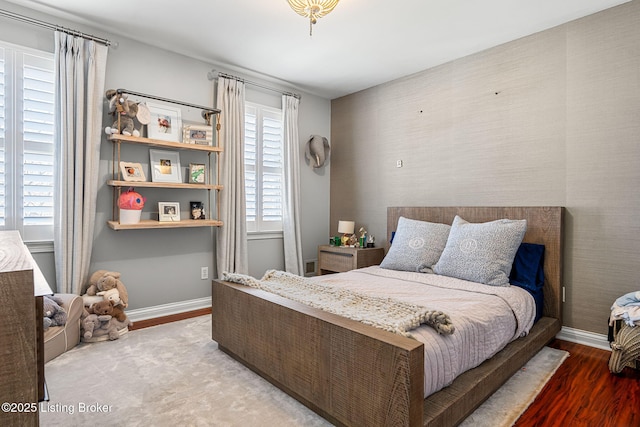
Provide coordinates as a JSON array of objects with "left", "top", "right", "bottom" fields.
[
  {"left": 149, "top": 149, "right": 182, "bottom": 183},
  {"left": 189, "top": 163, "right": 206, "bottom": 184},
  {"left": 158, "top": 202, "right": 180, "bottom": 222},
  {"left": 190, "top": 201, "right": 206, "bottom": 220},
  {"left": 182, "top": 124, "right": 213, "bottom": 146},
  {"left": 146, "top": 102, "right": 182, "bottom": 142},
  {"left": 119, "top": 161, "right": 146, "bottom": 182}
]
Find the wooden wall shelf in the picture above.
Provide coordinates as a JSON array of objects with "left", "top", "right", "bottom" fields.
[
  {"left": 108, "top": 134, "right": 222, "bottom": 152},
  {"left": 107, "top": 180, "right": 223, "bottom": 191},
  {"left": 107, "top": 219, "right": 223, "bottom": 230}
]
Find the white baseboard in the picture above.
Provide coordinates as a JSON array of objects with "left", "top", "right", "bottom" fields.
[
  {"left": 556, "top": 326, "right": 611, "bottom": 351},
  {"left": 126, "top": 297, "right": 211, "bottom": 323}
]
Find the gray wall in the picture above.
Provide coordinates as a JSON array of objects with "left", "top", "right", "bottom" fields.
[
  {"left": 330, "top": 1, "right": 640, "bottom": 335},
  {"left": 0, "top": 1, "right": 331, "bottom": 310}
]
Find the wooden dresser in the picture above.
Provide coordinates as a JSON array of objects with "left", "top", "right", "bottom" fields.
[{"left": 0, "top": 231, "right": 47, "bottom": 426}]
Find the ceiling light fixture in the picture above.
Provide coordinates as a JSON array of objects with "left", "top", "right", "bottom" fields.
[{"left": 287, "top": 0, "right": 340, "bottom": 36}]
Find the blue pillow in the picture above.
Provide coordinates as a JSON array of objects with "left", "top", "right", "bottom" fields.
[{"left": 510, "top": 243, "right": 545, "bottom": 322}]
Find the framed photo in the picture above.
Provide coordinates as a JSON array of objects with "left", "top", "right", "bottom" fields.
[
  {"left": 190, "top": 201, "right": 206, "bottom": 220},
  {"left": 158, "top": 202, "right": 180, "bottom": 222},
  {"left": 119, "top": 161, "right": 146, "bottom": 182},
  {"left": 182, "top": 124, "right": 212, "bottom": 145},
  {"left": 149, "top": 149, "right": 182, "bottom": 183},
  {"left": 189, "top": 163, "right": 206, "bottom": 184},
  {"left": 146, "top": 102, "right": 182, "bottom": 142}
]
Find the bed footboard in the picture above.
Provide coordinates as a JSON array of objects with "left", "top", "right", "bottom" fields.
[{"left": 212, "top": 279, "right": 425, "bottom": 427}]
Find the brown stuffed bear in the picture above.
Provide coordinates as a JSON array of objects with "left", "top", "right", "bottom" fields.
[
  {"left": 88, "top": 299, "right": 128, "bottom": 322},
  {"left": 85, "top": 270, "right": 129, "bottom": 308},
  {"left": 82, "top": 300, "right": 131, "bottom": 341}
]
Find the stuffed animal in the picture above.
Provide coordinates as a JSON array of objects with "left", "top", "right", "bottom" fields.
[
  {"left": 104, "top": 89, "right": 140, "bottom": 137},
  {"left": 81, "top": 301, "right": 131, "bottom": 341},
  {"left": 43, "top": 295, "right": 67, "bottom": 330},
  {"left": 85, "top": 270, "right": 129, "bottom": 308},
  {"left": 97, "top": 288, "right": 122, "bottom": 307},
  {"left": 81, "top": 313, "right": 113, "bottom": 340},
  {"left": 88, "top": 299, "right": 128, "bottom": 323}
]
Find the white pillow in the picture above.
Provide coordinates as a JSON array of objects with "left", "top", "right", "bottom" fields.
[
  {"left": 433, "top": 215, "right": 527, "bottom": 286},
  {"left": 380, "top": 217, "right": 451, "bottom": 273}
]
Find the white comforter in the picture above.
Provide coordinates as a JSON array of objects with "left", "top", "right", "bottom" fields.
[{"left": 309, "top": 266, "right": 536, "bottom": 398}]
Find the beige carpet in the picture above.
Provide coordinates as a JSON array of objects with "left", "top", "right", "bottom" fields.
[{"left": 40, "top": 316, "right": 568, "bottom": 426}]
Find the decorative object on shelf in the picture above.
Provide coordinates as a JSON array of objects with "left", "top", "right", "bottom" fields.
[
  {"left": 189, "top": 163, "right": 206, "bottom": 184},
  {"left": 338, "top": 220, "right": 355, "bottom": 246},
  {"left": 190, "top": 201, "right": 206, "bottom": 220},
  {"left": 104, "top": 89, "right": 141, "bottom": 137},
  {"left": 358, "top": 226, "right": 367, "bottom": 247},
  {"left": 158, "top": 202, "right": 180, "bottom": 222},
  {"left": 119, "top": 161, "right": 146, "bottom": 182},
  {"left": 287, "top": 0, "right": 340, "bottom": 36},
  {"left": 366, "top": 234, "right": 375, "bottom": 248},
  {"left": 146, "top": 102, "right": 182, "bottom": 142},
  {"left": 149, "top": 149, "right": 182, "bottom": 183},
  {"left": 183, "top": 124, "right": 212, "bottom": 146},
  {"left": 304, "top": 135, "right": 330, "bottom": 169},
  {"left": 118, "top": 187, "right": 145, "bottom": 224},
  {"left": 136, "top": 102, "right": 151, "bottom": 126}
]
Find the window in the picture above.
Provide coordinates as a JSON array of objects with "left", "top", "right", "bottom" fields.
[
  {"left": 0, "top": 42, "right": 55, "bottom": 242},
  {"left": 244, "top": 102, "right": 283, "bottom": 232}
]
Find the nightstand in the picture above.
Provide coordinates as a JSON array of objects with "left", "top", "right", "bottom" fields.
[{"left": 317, "top": 245, "right": 385, "bottom": 275}]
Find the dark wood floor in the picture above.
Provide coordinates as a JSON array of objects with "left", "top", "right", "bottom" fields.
[{"left": 514, "top": 339, "right": 640, "bottom": 427}]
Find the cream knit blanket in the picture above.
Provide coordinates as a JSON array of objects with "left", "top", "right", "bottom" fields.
[{"left": 222, "top": 270, "right": 454, "bottom": 337}]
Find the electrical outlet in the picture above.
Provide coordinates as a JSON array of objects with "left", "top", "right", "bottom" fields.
[
  {"left": 396, "top": 159, "right": 403, "bottom": 168},
  {"left": 201, "top": 267, "right": 209, "bottom": 280}
]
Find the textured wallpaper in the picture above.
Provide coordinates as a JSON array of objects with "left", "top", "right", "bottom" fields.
[{"left": 330, "top": 1, "right": 640, "bottom": 335}]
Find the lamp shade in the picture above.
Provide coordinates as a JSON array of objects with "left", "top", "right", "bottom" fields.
[{"left": 338, "top": 220, "right": 355, "bottom": 234}]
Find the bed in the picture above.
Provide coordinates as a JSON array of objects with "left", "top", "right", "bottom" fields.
[{"left": 212, "top": 206, "right": 564, "bottom": 426}]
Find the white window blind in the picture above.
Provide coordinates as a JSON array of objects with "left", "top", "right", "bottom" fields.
[
  {"left": 244, "top": 103, "right": 283, "bottom": 232},
  {"left": 0, "top": 42, "right": 55, "bottom": 241}
]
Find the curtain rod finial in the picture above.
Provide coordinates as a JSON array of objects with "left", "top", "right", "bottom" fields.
[{"left": 207, "top": 69, "right": 217, "bottom": 81}]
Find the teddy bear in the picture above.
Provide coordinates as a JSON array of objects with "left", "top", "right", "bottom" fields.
[
  {"left": 85, "top": 270, "right": 129, "bottom": 308},
  {"left": 43, "top": 295, "right": 67, "bottom": 330},
  {"left": 81, "top": 300, "right": 131, "bottom": 341},
  {"left": 97, "top": 288, "right": 122, "bottom": 307},
  {"left": 88, "top": 299, "right": 128, "bottom": 323},
  {"left": 104, "top": 89, "right": 140, "bottom": 137}
]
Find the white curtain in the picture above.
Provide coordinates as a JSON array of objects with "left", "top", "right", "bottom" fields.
[
  {"left": 216, "top": 77, "right": 248, "bottom": 276},
  {"left": 282, "top": 95, "right": 304, "bottom": 275},
  {"left": 53, "top": 32, "right": 108, "bottom": 294}
]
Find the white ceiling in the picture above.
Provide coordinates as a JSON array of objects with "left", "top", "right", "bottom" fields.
[{"left": 3, "top": 0, "right": 630, "bottom": 99}]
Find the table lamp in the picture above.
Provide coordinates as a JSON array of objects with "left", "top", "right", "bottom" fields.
[{"left": 338, "top": 220, "right": 355, "bottom": 246}]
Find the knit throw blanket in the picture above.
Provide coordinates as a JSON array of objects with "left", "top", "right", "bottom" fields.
[{"left": 222, "top": 270, "right": 455, "bottom": 337}]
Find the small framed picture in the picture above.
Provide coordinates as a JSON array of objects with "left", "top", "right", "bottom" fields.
[
  {"left": 149, "top": 149, "right": 181, "bottom": 183},
  {"left": 182, "top": 124, "right": 212, "bottom": 145},
  {"left": 190, "top": 201, "right": 206, "bottom": 220},
  {"left": 146, "top": 102, "right": 182, "bottom": 142},
  {"left": 189, "top": 163, "right": 206, "bottom": 184},
  {"left": 119, "top": 161, "right": 146, "bottom": 182},
  {"left": 158, "top": 202, "right": 180, "bottom": 222}
]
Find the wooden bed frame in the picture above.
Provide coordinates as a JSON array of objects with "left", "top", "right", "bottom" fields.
[{"left": 212, "top": 206, "right": 564, "bottom": 426}]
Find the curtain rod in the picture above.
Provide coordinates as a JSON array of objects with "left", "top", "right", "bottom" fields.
[
  {"left": 215, "top": 71, "right": 301, "bottom": 100},
  {"left": 0, "top": 8, "right": 113, "bottom": 47}
]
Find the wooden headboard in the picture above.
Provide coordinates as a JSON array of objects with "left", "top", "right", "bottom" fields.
[{"left": 387, "top": 207, "right": 564, "bottom": 322}]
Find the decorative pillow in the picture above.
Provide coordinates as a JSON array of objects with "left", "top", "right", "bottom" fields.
[
  {"left": 433, "top": 215, "right": 527, "bottom": 286},
  {"left": 510, "top": 243, "right": 545, "bottom": 321},
  {"left": 380, "top": 217, "right": 451, "bottom": 273}
]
